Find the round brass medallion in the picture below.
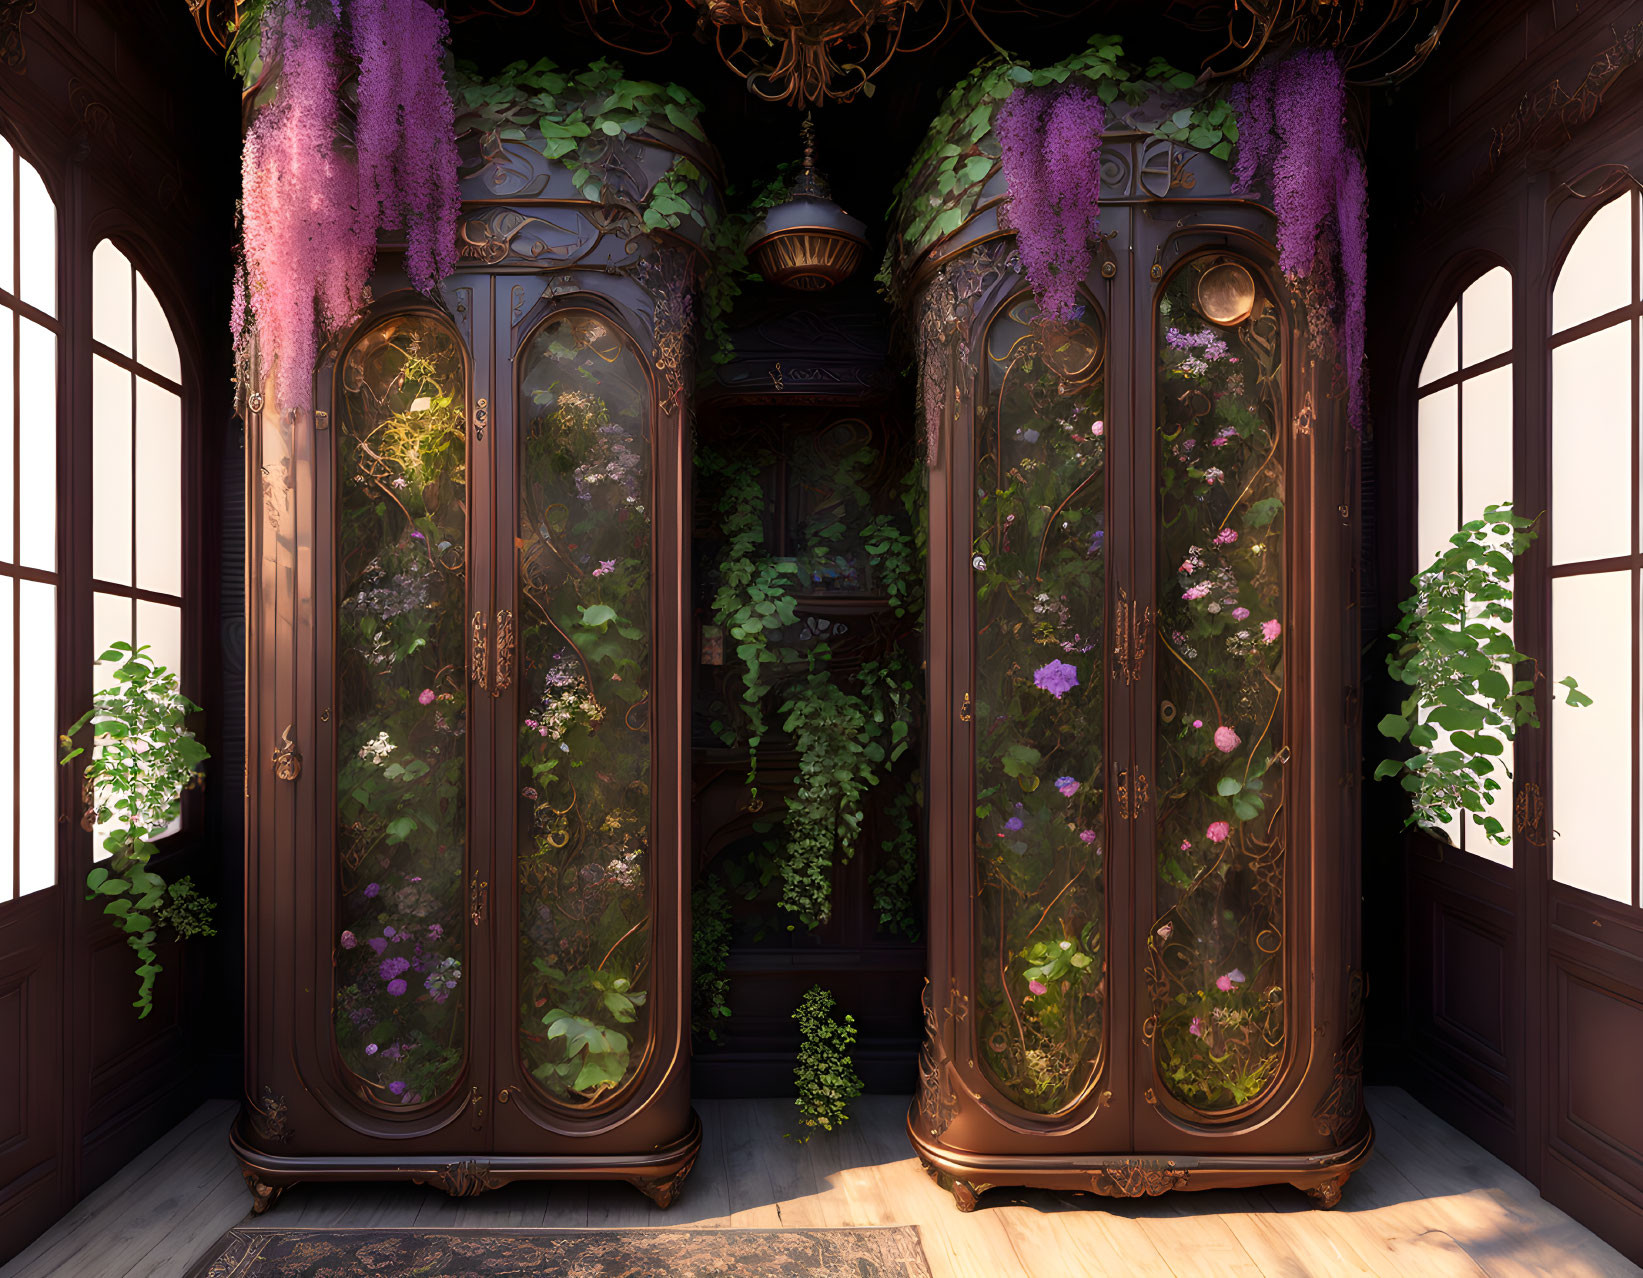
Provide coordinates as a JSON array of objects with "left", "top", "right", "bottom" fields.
[{"left": 1196, "top": 261, "right": 1257, "bottom": 326}]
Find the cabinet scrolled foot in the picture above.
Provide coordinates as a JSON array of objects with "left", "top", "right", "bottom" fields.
[
  {"left": 950, "top": 1178, "right": 981, "bottom": 1212},
  {"left": 633, "top": 1156, "right": 696, "bottom": 1209},
  {"left": 1303, "top": 1174, "right": 1346, "bottom": 1208},
  {"left": 243, "top": 1171, "right": 284, "bottom": 1214}
]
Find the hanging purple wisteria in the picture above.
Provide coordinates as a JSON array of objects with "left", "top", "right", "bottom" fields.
[
  {"left": 241, "top": 0, "right": 459, "bottom": 409},
  {"left": 994, "top": 84, "right": 1105, "bottom": 324},
  {"left": 1228, "top": 49, "right": 1368, "bottom": 426}
]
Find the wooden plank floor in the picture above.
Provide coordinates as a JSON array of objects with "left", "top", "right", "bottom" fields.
[{"left": 4, "top": 1087, "right": 1636, "bottom": 1278}]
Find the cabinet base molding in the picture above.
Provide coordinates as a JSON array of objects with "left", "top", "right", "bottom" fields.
[
  {"left": 908, "top": 1109, "right": 1373, "bottom": 1212},
  {"left": 229, "top": 1109, "right": 703, "bottom": 1211}
]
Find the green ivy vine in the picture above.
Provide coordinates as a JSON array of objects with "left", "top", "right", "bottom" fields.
[
  {"left": 791, "top": 985, "right": 862, "bottom": 1139},
  {"left": 60, "top": 643, "right": 213, "bottom": 1018},
  {"left": 862, "top": 464, "right": 926, "bottom": 618},
  {"left": 701, "top": 449, "right": 800, "bottom": 796},
  {"left": 1376, "top": 503, "right": 1590, "bottom": 843},
  {"left": 870, "top": 772, "right": 921, "bottom": 940},
  {"left": 883, "top": 34, "right": 1238, "bottom": 289},
  {"left": 691, "top": 875, "right": 734, "bottom": 1041}
]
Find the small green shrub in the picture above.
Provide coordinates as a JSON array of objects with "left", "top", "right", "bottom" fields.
[{"left": 792, "top": 985, "right": 863, "bottom": 1139}]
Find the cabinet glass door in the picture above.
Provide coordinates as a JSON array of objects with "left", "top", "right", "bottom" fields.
[
  {"left": 970, "top": 296, "right": 1110, "bottom": 1113},
  {"left": 513, "top": 312, "right": 654, "bottom": 1107},
  {"left": 332, "top": 316, "right": 471, "bottom": 1107},
  {"left": 1149, "top": 255, "right": 1288, "bottom": 1115}
]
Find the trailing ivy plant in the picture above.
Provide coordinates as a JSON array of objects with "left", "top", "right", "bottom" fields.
[
  {"left": 883, "top": 35, "right": 1237, "bottom": 292},
  {"left": 60, "top": 643, "right": 212, "bottom": 1018},
  {"left": 691, "top": 875, "right": 734, "bottom": 1041},
  {"left": 701, "top": 449, "right": 800, "bottom": 796},
  {"left": 791, "top": 985, "right": 863, "bottom": 1139},
  {"left": 870, "top": 773, "right": 922, "bottom": 941},
  {"left": 1375, "top": 503, "right": 1590, "bottom": 844},
  {"left": 862, "top": 464, "right": 926, "bottom": 618}
]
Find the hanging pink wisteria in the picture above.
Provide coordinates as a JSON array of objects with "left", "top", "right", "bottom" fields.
[
  {"left": 994, "top": 84, "right": 1105, "bottom": 324},
  {"left": 1228, "top": 49, "right": 1368, "bottom": 426},
  {"left": 241, "top": 0, "right": 459, "bottom": 409}
]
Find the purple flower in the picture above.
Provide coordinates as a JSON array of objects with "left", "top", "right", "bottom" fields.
[
  {"left": 1055, "top": 775, "right": 1080, "bottom": 797},
  {"left": 1033, "top": 659, "right": 1080, "bottom": 699},
  {"left": 593, "top": 559, "right": 616, "bottom": 577},
  {"left": 1189, "top": 1016, "right": 1205, "bottom": 1038},
  {"left": 388, "top": 1080, "right": 408, "bottom": 1096},
  {"left": 387, "top": 978, "right": 408, "bottom": 997},
  {"left": 379, "top": 956, "right": 410, "bottom": 981},
  {"left": 1078, "top": 829, "right": 1097, "bottom": 844},
  {"left": 367, "top": 936, "right": 388, "bottom": 955},
  {"left": 410, "top": 531, "right": 425, "bottom": 541},
  {"left": 427, "top": 923, "right": 443, "bottom": 941},
  {"left": 364, "top": 883, "right": 380, "bottom": 899},
  {"left": 1004, "top": 816, "right": 1024, "bottom": 832},
  {"left": 365, "top": 1042, "right": 378, "bottom": 1055}
]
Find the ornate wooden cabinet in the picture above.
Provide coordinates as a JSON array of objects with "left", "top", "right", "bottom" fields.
[
  {"left": 233, "top": 112, "right": 714, "bottom": 1208},
  {"left": 905, "top": 130, "right": 1370, "bottom": 1208}
]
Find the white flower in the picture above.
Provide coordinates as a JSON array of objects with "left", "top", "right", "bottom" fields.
[
  {"left": 972, "top": 555, "right": 987, "bottom": 571},
  {"left": 358, "top": 731, "right": 395, "bottom": 765}
]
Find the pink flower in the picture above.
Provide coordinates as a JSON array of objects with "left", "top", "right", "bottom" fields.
[
  {"left": 1213, "top": 527, "right": 1238, "bottom": 547},
  {"left": 340, "top": 930, "right": 357, "bottom": 949},
  {"left": 1180, "top": 839, "right": 1192, "bottom": 851},
  {"left": 1092, "top": 420, "right": 1104, "bottom": 436},
  {"left": 593, "top": 559, "right": 616, "bottom": 577},
  {"left": 1055, "top": 776, "right": 1080, "bottom": 797},
  {"left": 418, "top": 688, "right": 436, "bottom": 705},
  {"left": 1027, "top": 979, "right": 1048, "bottom": 996},
  {"left": 1206, "top": 820, "right": 1231, "bottom": 843},
  {"left": 1231, "top": 607, "right": 1250, "bottom": 621},
  {"left": 1216, "top": 968, "right": 1247, "bottom": 992},
  {"left": 1262, "top": 619, "right": 1283, "bottom": 643},
  {"left": 1078, "top": 829, "right": 1097, "bottom": 843},
  {"left": 1157, "top": 923, "right": 1173, "bottom": 941},
  {"left": 1189, "top": 1016, "right": 1205, "bottom": 1037},
  {"left": 1183, "top": 583, "right": 1210, "bottom": 601},
  {"left": 1192, "top": 719, "right": 1203, "bottom": 729},
  {"left": 1214, "top": 725, "right": 1241, "bottom": 753}
]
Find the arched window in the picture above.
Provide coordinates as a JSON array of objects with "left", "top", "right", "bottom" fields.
[
  {"left": 90, "top": 240, "right": 184, "bottom": 851},
  {"left": 1549, "top": 189, "right": 1639, "bottom": 906},
  {"left": 1414, "top": 265, "right": 1514, "bottom": 864},
  {"left": 0, "top": 133, "right": 58, "bottom": 904}
]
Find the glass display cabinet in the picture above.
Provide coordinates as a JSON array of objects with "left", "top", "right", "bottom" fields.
[
  {"left": 904, "top": 128, "right": 1370, "bottom": 1209},
  {"left": 233, "top": 107, "right": 715, "bottom": 1210}
]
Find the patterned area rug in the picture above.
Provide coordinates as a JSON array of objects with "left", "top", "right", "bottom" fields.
[{"left": 186, "top": 1226, "right": 933, "bottom": 1277}]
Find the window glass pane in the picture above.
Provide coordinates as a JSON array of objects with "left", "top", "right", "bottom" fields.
[
  {"left": 134, "top": 270, "right": 180, "bottom": 383},
  {"left": 17, "top": 318, "right": 52, "bottom": 570},
  {"left": 92, "top": 240, "right": 132, "bottom": 357},
  {"left": 0, "top": 310, "right": 12, "bottom": 565},
  {"left": 1461, "top": 365, "right": 1513, "bottom": 523},
  {"left": 1552, "top": 323, "right": 1631, "bottom": 565},
  {"left": 136, "top": 600, "right": 181, "bottom": 683},
  {"left": 17, "top": 578, "right": 52, "bottom": 896},
  {"left": 1553, "top": 571, "right": 1633, "bottom": 903},
  {"left": 16, "top": 157, "right": 52, "bottom": 318},
  {"left": 0, "top": 138, "right": 14, "bottom": 295},
  {"left": 92, "top": 591, "right": 131, "bottom": 694},
  {"left": 1417, "top": 387, "right": 1458, "bottom": 570},
  {"left": 1461, "top": 267, "right": 1512, "bottom": 368},
  {"left": 969, "top": 295, "right": 1107, "bottom": 1114},
  {"left": 335, "top": 315, "right": 468, "bottom": 1106},
  {"left": 135, "top": 380, "right": 181, "bottom": 595},
  {"left": 1419, "top": 303, "right": 1458, "bottom": 387},
  {"left": 1554, "top": 192, "right": 1632, "bottom": 334},
  {"left": 0, "top": 581, "right": 11, "bottom": 900},
  {"left": 93, "top": 356, "right": 132, "bottom": 585}
]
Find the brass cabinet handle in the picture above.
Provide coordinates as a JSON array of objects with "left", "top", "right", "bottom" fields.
[
  {"left": 959, "top": 692, "right": 973, "bottom": 723},
  {"left": 471, "top": 611, "right": 488, "bottom": 690},
  {"left": 1116, "top": 768, "right": 1147, "bottom": 821},
  {"left": 469, "top": 874, "right": 489, "bottom": 927},
  {"left": 272, "top": 726, "right": 302, "bottom": 782},
  {"left": 493, "top": 609, "right": 514, "bottom": 696},
  {"left": 1114, "top": 595, "right": 1130, "bottom": 684}
]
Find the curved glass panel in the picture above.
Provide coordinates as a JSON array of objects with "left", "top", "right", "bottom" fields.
[
  {"left": 516, "top": 314, "right": 653, "bottom": 1105},
  {"left": 1152, "top": 256, "right": 1287, "bottom": 1114},
  {"left": 972, "top": 297, "right": 1108, "bottom": 1113},
  {"left": 334, "top": 316, "right": 469, "bottom": 1106}
]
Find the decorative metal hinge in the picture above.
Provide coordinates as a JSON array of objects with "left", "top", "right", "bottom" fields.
[
  {"left": 469, "top": 874, "right": 489, "bottom": 927},
  {"left": 493, "top": 609, "right": 514, "bottom": 696},
  {"left": 1131, "top": 603, "right": 1150, "bottom": 683},
  {"left": 471, "top": 610, "right": 488, "bottom": 690},
  {"left": 1114, "top": 594, "right": 1130, "bottom": 683},
  {"left": 272, "top": 726, "right": 301, "bottom": 782},
  {"left": 1116, "top": 768, "right": 1148, "bottom": 821},
  {"left": 474, "top": 397, "right": 488, "bottom": 441}
]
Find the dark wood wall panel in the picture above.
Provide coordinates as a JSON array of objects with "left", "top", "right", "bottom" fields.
[{"left": 0, "top": 923, "right": 63, "bottom": 1261}]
